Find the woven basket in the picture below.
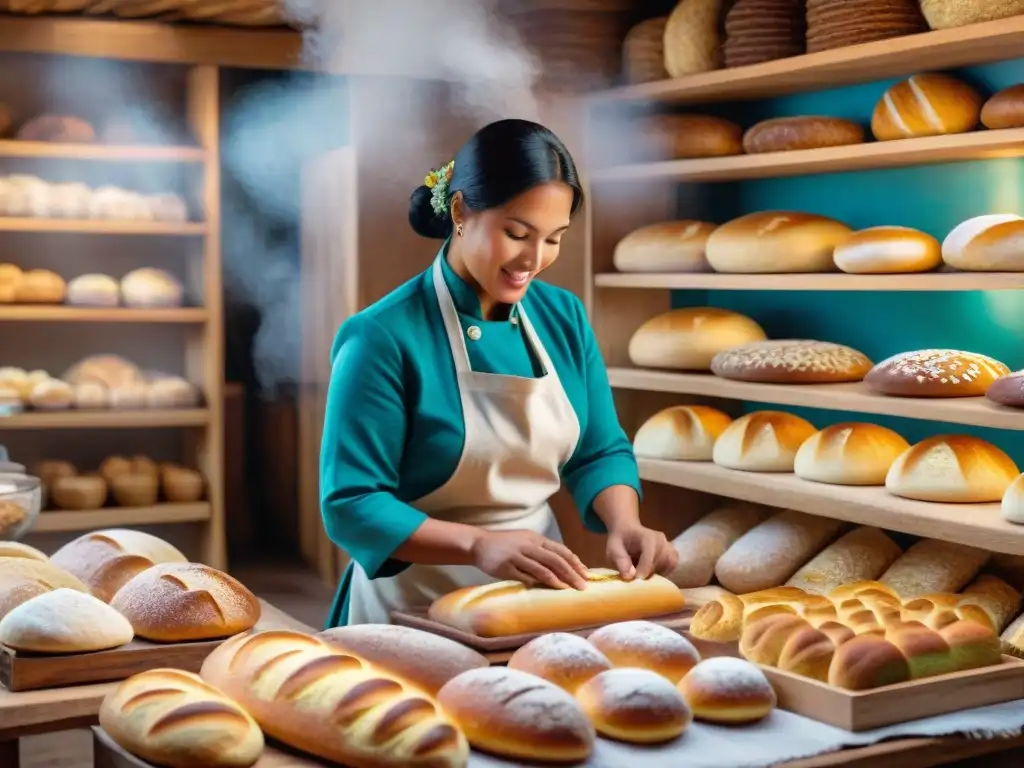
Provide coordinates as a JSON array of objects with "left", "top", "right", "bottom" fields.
[{"left": 623, "top": 16, "right": 668, "bottom": 84}]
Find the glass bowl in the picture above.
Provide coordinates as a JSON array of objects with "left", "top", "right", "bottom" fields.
[{"left": 0, "top": 472, "right": 41, "bottom": 541}]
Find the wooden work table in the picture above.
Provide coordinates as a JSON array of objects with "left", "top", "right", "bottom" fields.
[{"left": 0, "top": 599, "right": 313, "bottom": 768}]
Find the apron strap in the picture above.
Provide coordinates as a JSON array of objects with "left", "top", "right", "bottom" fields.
[
  {"left": 432, "top": 256, "right": 472, "bottom": 374},
  {"left": 517, "top": 305, "right": 558, "bottom": 380}
]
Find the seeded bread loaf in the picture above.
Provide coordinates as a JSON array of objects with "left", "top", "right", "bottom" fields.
[{"left": 710, "top": 339, "right": 873, "bottom": 383}]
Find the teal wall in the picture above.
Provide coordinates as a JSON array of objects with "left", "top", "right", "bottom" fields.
[{"left": 672, "top": 61, "right": 1024, "bottom": 459}]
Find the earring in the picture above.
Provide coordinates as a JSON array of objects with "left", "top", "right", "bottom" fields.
[{"left": 456, "top": 223, "right": 464, "bottom": 237}]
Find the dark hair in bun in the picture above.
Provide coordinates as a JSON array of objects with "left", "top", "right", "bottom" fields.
[{"left": 408, "top": 118, "right": 583, "bottom": 240}]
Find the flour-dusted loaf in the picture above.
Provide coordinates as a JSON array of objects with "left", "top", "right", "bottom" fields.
[
  {"left": 712, "top": 411, "right": 818, "bottom": 473},
  {"left": 613, "top": 221, "right": 717, "bottom": 273},
  {"left": 100, "top": 668, "right": 265, "bottom": 768},
  {"left": 666, "top": 502, "right": 772, "bottom": 588},
  {"left": 438, "top": 666, "right": 593, "bottom": 762},
  {"left": 941, "top": 214, "right": 1024, "bottom": 271},
  {"left": 715, "top": 510, "right": 845, "bottom": 594},
  {"left": 794, "top": 422, "right": 911, "bottom": 486},
  {"left": 0, "top": 588, "right": 133, "bottom": 652},
  {"left": 786, "top": 527, "right": 903, "bottom": 595},
  {"left": 633, "top": 405, "right": 733, "bottom": 461},
  {"left": 885, "top": 435, "right": 1019, "bottom": 503},
  {"left": 710, "top": 339, "right": 873, "bottom": 383},
  {"left": 587, "top": 621, "right": 701, "bottom": 684},
  {"left": 871, "top": 73, "right": 983, "bottom": 141},
  {"left": 627, "top": 307, "right": 766, "bottom": 370},
  {"left": 742, "top": 116, "right": 865, "bottom": 154},
  {"left": 641, "top": 114, "right": 743, "bottom": 159},
  {"left": 833, "top": 226, "right": 942, "bottom": 274},
  {"left": 50, "top": 529, "right": 188, "bottom": 603},
  {"left": 427, "top": 568, "right": 685, "bottom": 638},
  {"left": 705, "top": 211, "right": 852, "bottom": 273},
  {"left": 318, "top": 624, "right": 489, "bottom": 697},
  {"left": 201, "top": 630, "right": 469, "bottom": 768},
  {"left": 0, "top": 542, "right": 47, "bottom": 562},
  {"left": 576, "top": 668, "right": 693, "bottom": 744},
  {"left": 676, "top": 657, "right": 776, "bottom": 724},
  {"left": 981, "top": 85, "right": 1024, "bottom": 129},
  {"left": 865, "top": 349, "right": 1010, "bottom": 397},
  {"left": 110, "top": 562, "right": 261, "bottom": 642},
  {"left": 880, "top": 539, "right": 990, "bottom": 599},
  {"left": 507, "top": 632, "right": 612, "bottom": 694}
]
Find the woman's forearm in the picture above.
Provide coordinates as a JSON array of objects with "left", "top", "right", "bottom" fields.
[
  {"left": 592, "top": 484, "right": 642, "bottom": 532},
  {"left": 392, "top": 518, "right": 486, "bottom": 565}
]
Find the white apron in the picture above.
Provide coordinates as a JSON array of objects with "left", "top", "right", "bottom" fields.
[{"left": 346, "top": 256, "right": 582, "bottom": 624}]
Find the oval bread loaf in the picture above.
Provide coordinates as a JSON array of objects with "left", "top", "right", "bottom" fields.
[
  {"left": 742, "top": 116, "right": 865, "bottom": 154},
  {"left": 0, "top": 588, "right": 133, "bottom": 653},
  {"left": 100, "top": 668, "right": 265, "bottom": 768},
  {"left": 712, "top": 411, "right": 818, "bottom": 473},
  {"left": 705, "top": 211, "right": 852, "bottom": 273},
  {"left": 885, "top": 435, "right": 1019, "bottom": 503},
  {"left": 641, "top": 114, "right": 743, "bottom": 159},
  {"left": 506, "top": 632, "right": 612, "bottom": 694},
  {"left": 627, "top": 308, "right": 766, "bottom": 370},
  {"left": 880, "top": 539, "right": 990, "bottom": 599},
  {"left": 981, "top": 85, "right": 1024, "bottom": 130},
  {"left": 666, "top": 502, "right": 772, "bottom": 588},
  {"left": 633, "top": 405, "right": 733, "bottom": 461},
  {"left": 677, "top": 657, "right": 776, "bottom": 724},
  {"left": 941, "top": 214, "right": 1024, "bottom": 271},
  {"left": 613, "top": 221, "right": 716, "bottom": 273},
  {"left": 959, "top": 574, "right": 1022, "bottom": 633},
  {"left": 710, "top": 339, "right": 873, "bottom": 384},
  {"left": 988, "top": 371, "right": 1024, "bottom": 409},
  {"left": 587, "top": 620, "right": 701, "bottom": 683},
  {"left": 794, "top": 422, "right": 910, "bottom": 486},
  {"left": 865, "top": 349, "right": 1010, "bottom": 398},
  {"left": 785, "top": 527, "right": 903, "bottom": 595},
  {"left": 833, "top": 226, "right": 942, "bottom": 274},
  {"left": 575, "top": 668, "right": 692, "bottom": 744},
  {"left": 871, "top": 74, "right": 983, "bottom": 141}
]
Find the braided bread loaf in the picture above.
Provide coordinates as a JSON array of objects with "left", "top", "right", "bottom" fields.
[{"left": 199, "top": 630, "right": 469, "bottom": 768}]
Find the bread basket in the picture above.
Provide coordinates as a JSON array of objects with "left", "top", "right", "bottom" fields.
[{"left": 0, "top": 472, "right": 41, "bottom": 541}]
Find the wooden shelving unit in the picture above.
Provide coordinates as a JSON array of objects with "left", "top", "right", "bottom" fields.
[
  {"left": 1, "top": 410, "right": 210, "bottom": 430},
  {"left": 34, "top": 503, "right": 211, "bottom": 534},
  {"left": 0, "top": 307, "right": 208, "bottom": 323}
]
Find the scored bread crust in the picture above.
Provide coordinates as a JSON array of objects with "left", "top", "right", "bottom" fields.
[
  {"left": 794, "top": 422, "right": 910, "bottom": 486},
  {"left": 885, "top": 435, "right": 1019, "bottom": 503},
  {"left": 575, "top": 668, "right": 693, "bottom": 744},
  {"left": 627, "top": 307, "right": 767, "bottom": 370},
  {"left": 612, "top": 220, "right": 717, "bottom": 273},
  {"left": 633, "top": 405, "right": 734, "bottom": 461},
  {"left": 705, "top": 211, "right": 852, "bottom": 273},
  {"left": 871, "top": 74, "right": 983, "bottom": 141},
  {"left": 711, "top": 411, "right": 818, "bottom": 472}
]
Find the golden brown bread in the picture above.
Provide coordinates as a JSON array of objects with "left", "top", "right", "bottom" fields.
[
  {"left": 633, "top": 405, "right": 734, "bottom": 462},
  {"left": 884, "top": 622, "right": 957, "bottom": 679},
  {"left": 739, "top": 613, "right": 811, "bottom": 666},
  {"left": 666, "top": 502, "right": 771, "bottom": 588},
  {"left": 959, "top": 575, "right": 1022, "bottom": 633},
  {"left": 866, "top": 349, "right": 1011, "bottom": 398},
  {"left": 507, "top": 632, "right": 612, "bottom": 695},
  {"left": 575, "top": 668, "right": 692, "bottom": 744},
  {"left": 712, "top": 411, "right": 819, "bottom": 473},
  {"left": 775, "top": 624, "right": 836, "bottom": 682},
  {"left": 676, "top": 657, "right": 776, "bottom": 724},
  {"left": 586, "top": 620, "right": 701, "bottom": 684},
  {"left": 828, "top": 634, "right": 911, "bottom": 690},
  {"left": 882, "top": 538, "right": 990, "bottom": 602},
  {"left": 742, "top": 116, "right": 865, "bottom": 154},
  {"left": 828, "top": 581, "right": 902, "bottom": 604},
  {"left": 0, "top": 556, "right": 90, "bottom": 621},
  {"left": 642, "top": 114, "right": 743, "bottom": 159},
  {"left": 833, "top": 226, "right": 942, "bottom": 274},
  {"left": 710, "top": 340, "right": 873, "bottom": 384},
  {"left": 705, "top": 211, "right": 852, "bottom": 273},
  {"left": 785, "top": 527, "right": 903, "bottom": 595},
  {"left": 0, "top": 542, "right": 47, "bottom": 562},
  {"left": 940, "top": 619, "right": 1003, "bottom": 671},
  {"left": 627, "top": 307, "right": 766, "bottom": 371},
  {"left": 689, "top": 587, "right": 822, "bottom": 643},
  {"left": 99, "top": 668, "right": 265, "bottom": 768},
  {"left": 200, "top": 630, "right": 469, "bottom": 768},
  {"left": 427, "top": 568, "right": 685, "bottom": 638},
  {"left": 982, "top": 85, "right": 1024, "bottom": 130},
  {"left": 794, "top": 423, "right": 911, "bottom": 487},
  {"left": 613, "top": 221, "right": 716, "bottom": 273},
  {"left": 885, "top": 435, "right": 1019, "bottom": 503},
  {"left": 110, "top": 563, "right": 261, "bottom": 642},
  {"left": 942, "top": 214, "right": 1024, "bottom": 272},
  {"left": 871, "top": 74, "right": 983, "bottom": 141}
]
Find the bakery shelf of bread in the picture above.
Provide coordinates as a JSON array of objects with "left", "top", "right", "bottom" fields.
[
  {"left": 595, "top": 272, "right": 1024, "bottom": 291},
  {"left": 34, "top": 502, "right": 211, "bottom": 534}
]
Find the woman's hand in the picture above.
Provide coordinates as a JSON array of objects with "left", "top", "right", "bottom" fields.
[
  {"left": 606, "top": 524, "right": 678, "bottom": 581},
  {"left": 470, "top": 530, "right": 590, "bottom": 590}
]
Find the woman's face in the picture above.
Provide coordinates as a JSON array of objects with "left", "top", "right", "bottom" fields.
[{"left": 455, "top": 182, "right": 574, "bottom": 310}]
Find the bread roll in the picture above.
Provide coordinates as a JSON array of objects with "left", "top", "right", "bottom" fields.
[
  {"left": 633, "top": 405, "right": 733, "bottom": 462},
  {"left": 740, "top": 614, "right": 812, "bottom": 666},
  {"left": 586, "top": 621, "right": 700, "bottom": 683},
  {"left": 201, "top": 630, "right": 469, "bottom": 768},
  {"left": 959, "top": 574, "right": 1022, "bottom": 633},
  {"left": 828, "top": 634, "right": 911, "bottom": 690},
  {"left": 833, "top": 226, "right": 942, "bottom": 274},
  {"left": 884, "top": 622, "right": 958, "bottom": 679},
  {"left": 880, "top": 539, "right": 989, "bottom": 599},
  {"left": 999, "top": 610, "right": 1024, "bottom": 658},
  {"left": 827, "top": 581, "right": 901, "bottom": 604},
  {"left": 0, "top": 542, "right": 47, "bottom": 561},
  {"left": 613, "top": 221, "right": 716, "bottom": 273},
  {"left": 66, "top": 274, "right": 120, "bottom": 306},
  {"left": 688, "top": 593, "right": 747, "bottom": 643},
  {"left": 885, "top": 434, "right": 1019, "bottom": 503},
  {"left": 641, "top": 114, "right": 743, "bottom": 159},
  {"left": 705, "top": 211, "right": 852, "bottom": 273},
  {"left": 677, "top": 657, "right": 776, "bottom": 723},
  {"left": 866, "top": 349, "right": 1011, "bottom": 397},
  {"left": 101, "top": 668, "right": 264, "bottom": 768},
  {"left": 121, "top": 268, "right": 183, "bottom": 308},
  {"left": 712, "top": 411, "right": 818, "bottom": 473},
  {"left": 785, "top": 527, "right": 903, "bottom": 595},
  {"left": 439, "top": 666, "right": 592, "bottom": 762},
  {"left": 0, "top": 588, "right": 133, "bottom": 652},
  {"left": 576, "top": 668, "right": 692, "bottom": 744},
  {"left": 715, "top": 510, "right": 844, "bottom": 594},
  {"left": 777, "top": 622, "right": 840, "bottom": 681},
  {"left": 161, "top": 466, "right": 205, "bottom": 503},
  {"left": 742, "top": 116, "right": 865, "bottom": 154},
  {"left": 941, "top": 214, "right": 1024, "bottom": 271},
  {"left": 988, "top": 371, "right": 1024, "bottom": 409},
  {"left": 1003, "top": 473, "right": 1024, "bottom": 525},
  {"left": 110, "top": 563, "right": 261, "bottom": 642},
  {"left": 666, "top": 502, "right": 772, "bottom": 588},
  {"left": 710, "top": 340, "right": 873, "bottom": 384},
  {"left": 28, "top": 379, "right": 73, "bottom": 410},
  {"left": 981, "top": 85, "right": 1024, "bottom": 130},
  {"left": 318, "top": 624, "right": 489, "bottom": 697},
  {"left": 871, "top": 74, "right": 983, "bottom": 141},
  {"left": 427, "top": 568, "right": 685, "bottom": 638},
  {"left": 73, "top": 381, "right": 108, "bottom": 409},
  {"left": 50, "top": 529, "right": 187, "bottom": 603},
  {"left": 794, "top": 423, "right": 910, "bottom": 486},
  {"left": 627, "top": 308, "right": 766, "bottom": 370},
  {"left": 111, "top": 473, "right": 158, "bottom": 507},
  {"left": 51, "top": 474, "right": 107, "bottom": 511},
  {"left": 63, "top": 355, "right": 143, "bottom": 390},
  {"left": 15, "top": 269, "right": 66, "bottom": 303},
  {"left": 506, "top": 632, "right": 611, "bottom": 694}
]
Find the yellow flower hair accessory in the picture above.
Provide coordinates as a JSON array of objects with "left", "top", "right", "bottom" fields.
[{"left": 425, "top": 160, "right": 454, "bottom": 216}]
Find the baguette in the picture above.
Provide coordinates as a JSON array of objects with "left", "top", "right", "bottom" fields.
[
  {"left": 100, "top": 668, "right": 264, "bottom": 768},
  {"left": 199, "top": 630, "right": 469, "bottom": 768},
  {"left": 959, "top": 574, "right": 1023, "bottom": 633},
  {"left": 427, "top": 568, "right": 685, "bottom": 638},
  {"left": 785, "top": 527, "right": 902, "bottom": 595},
  {"left": 666, "top": 502, "right": 772, "bottom": 588},
  {"left": 880, "top": 540, "right": 990, "bottom": 599}
]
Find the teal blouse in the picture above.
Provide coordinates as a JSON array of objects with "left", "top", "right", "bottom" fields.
[{"left": 319, "top": 248, "right": 641, "bottom": 627}]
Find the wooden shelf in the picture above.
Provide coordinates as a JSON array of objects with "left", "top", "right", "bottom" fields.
[
  {"left": 0, "top": 219, "right": 206, "bottom": 235},
  {"left": 638, "top": 458, "right": 1024, "bottom": 555},
  {"left": 589, "top": 128, "right": 1024, "bottom": 183},
  {"left": 0, "top": 141, "right": 205, "bottom": 163},
  {"left": 33, "top": 503, "right": 211, "bottom": 533},
  {"left": 595, "top": 272, "right": 1024, "bottom": 292},
  {"left": 0, "top": 409, "right": 209, "bottom": 430},
  {"left": 608, "top": 368, "right": 1024, "bottom": 430},
  {"left": 590, "top": 17, "right": 1024, "bottom": 106},
  {"left": 0, "top": 306, "right": 207, "bottom": 323}
]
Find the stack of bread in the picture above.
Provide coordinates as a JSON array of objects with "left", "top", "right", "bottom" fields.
[
  {"left": 35, "top": 455, "right": 205, "bottom": 511},
  {"left": 0, "top": 174, "right": 188, "bottom": 222},
  {"left": 722, "top": 0, "right": 805, "bottom": 67},
  {"left": 806, "top": 0, "right": 927, "bottom": 53}
]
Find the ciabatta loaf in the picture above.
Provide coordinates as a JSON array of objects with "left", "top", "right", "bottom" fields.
[
  {"left": 200, "top": 630, "right": 469, "bottom": 768},
  {"left": 886, "top": 435, "right": 1019, "bottom": 503},
  {"left": 613, "top": 221, "right": 716, "bottom": 273},
  {"left": 0, "top": 588, "right": 133, "bottom": 652},
  {"left": 100, "top": 668, "right": 264, "bottom": 768},
  {"left": 427, "top": 568, "right": 685, "bottom": 638},
  {"left": 633, "top": 405, "right": 733, "bottom": 462},
  {"left": 111, "top": 563, "right": 261, "bottom": 642}
]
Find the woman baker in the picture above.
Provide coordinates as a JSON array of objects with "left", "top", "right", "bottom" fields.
[{"left": 320, "top": 118, "right": 678, "bottom": 627}]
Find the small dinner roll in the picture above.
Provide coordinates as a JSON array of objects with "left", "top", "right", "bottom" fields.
[
  {"left": 676, "top": 657, "right": 777, "bottom": 724},
  {"left": 575, "top": 668, "right": 693, "bottom": 744},
  {"left": 507, "top": 632, "right": 612, "bottom": 694},
  {"left": 587, "top": 621, "right": 701, "bottom": 683}
]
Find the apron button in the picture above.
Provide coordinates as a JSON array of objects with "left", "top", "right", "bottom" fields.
[
  {"left": 467, "top": 325, "right": 482, "bottom": 341},
  {"left": 510, "top": 316, "right": 519, "bottom": 326}
]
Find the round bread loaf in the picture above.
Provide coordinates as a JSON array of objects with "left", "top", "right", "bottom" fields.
[
  {"left": 941, "top": 214, "right": 1024, "bottom": 271},
  {"left": 0, "top": 588, "right": 133, "bottom": 653},
  {"left": 705, "top": 211, "right": 852, "bottom": 273},
  {"left": 981, "top": 84, "right": 1024, "bottom": 129},
  {"left": 710, "top": 339, "right": 873, "bottom": 383},
  {"left": 676, "top": 657, "right": 776, "bottom": 724},
  {"left": 987, "top": 371, "right": 1024, "bottom": 408},
  {"left": 833, "top": 226, "right": 942, "bottom": 274},
  {"left": 587, "top": 621, "right": 701, "bottom": 684},
  {"left": 437, "top": 667, "right": 595, "bottom": 763},
  {"left": 871, "top": 74, "right": 983, "bottom": 141},
  {"left": 865, "top": 349, "right": 1011, "bottom": 397},
  {"left": 506, "top": 632, "right": 612, "bottom": 695},
  {"left": 575, "top": 668, "right": 692, "bottom": 744},
  {"left": 642, "top": 114, "right": 743, "bottom": 159},
  {"left": 885, "top": 435, "right": 1020, "bottom": 503},
  {"left": 794, "top": 423, "right": 911, "bottom": 486},
  {"left": 612, "top": 221, "right": 716, "bottom": 273},
  {"left": 627, "top": 308, "right": 766, "bottom": 370},
  {"left": 66, "top": 274, "right": 119, "bottom": 307},
  {"left": 632, "top": 405, "right": 733, "bottom": 461},
  {"left": 742, "top": 116, "right": 865, "bottom": 154},
  {"left": 712, "top": 411, "right": 818, "bottom": 472}
]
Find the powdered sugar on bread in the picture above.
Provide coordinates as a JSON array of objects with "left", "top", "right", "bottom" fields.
[
  {"left": 682, "top": 657, "right": 774, "bottom": 701},
  {"left": 586, "top": 668, "right": 688, "bottom": 715},
  {"left": 514, "top": 632, "right": 611, "bottom": 671},
  {"left": 589, "top": 621, "right": 698, "bottom": 660}
]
